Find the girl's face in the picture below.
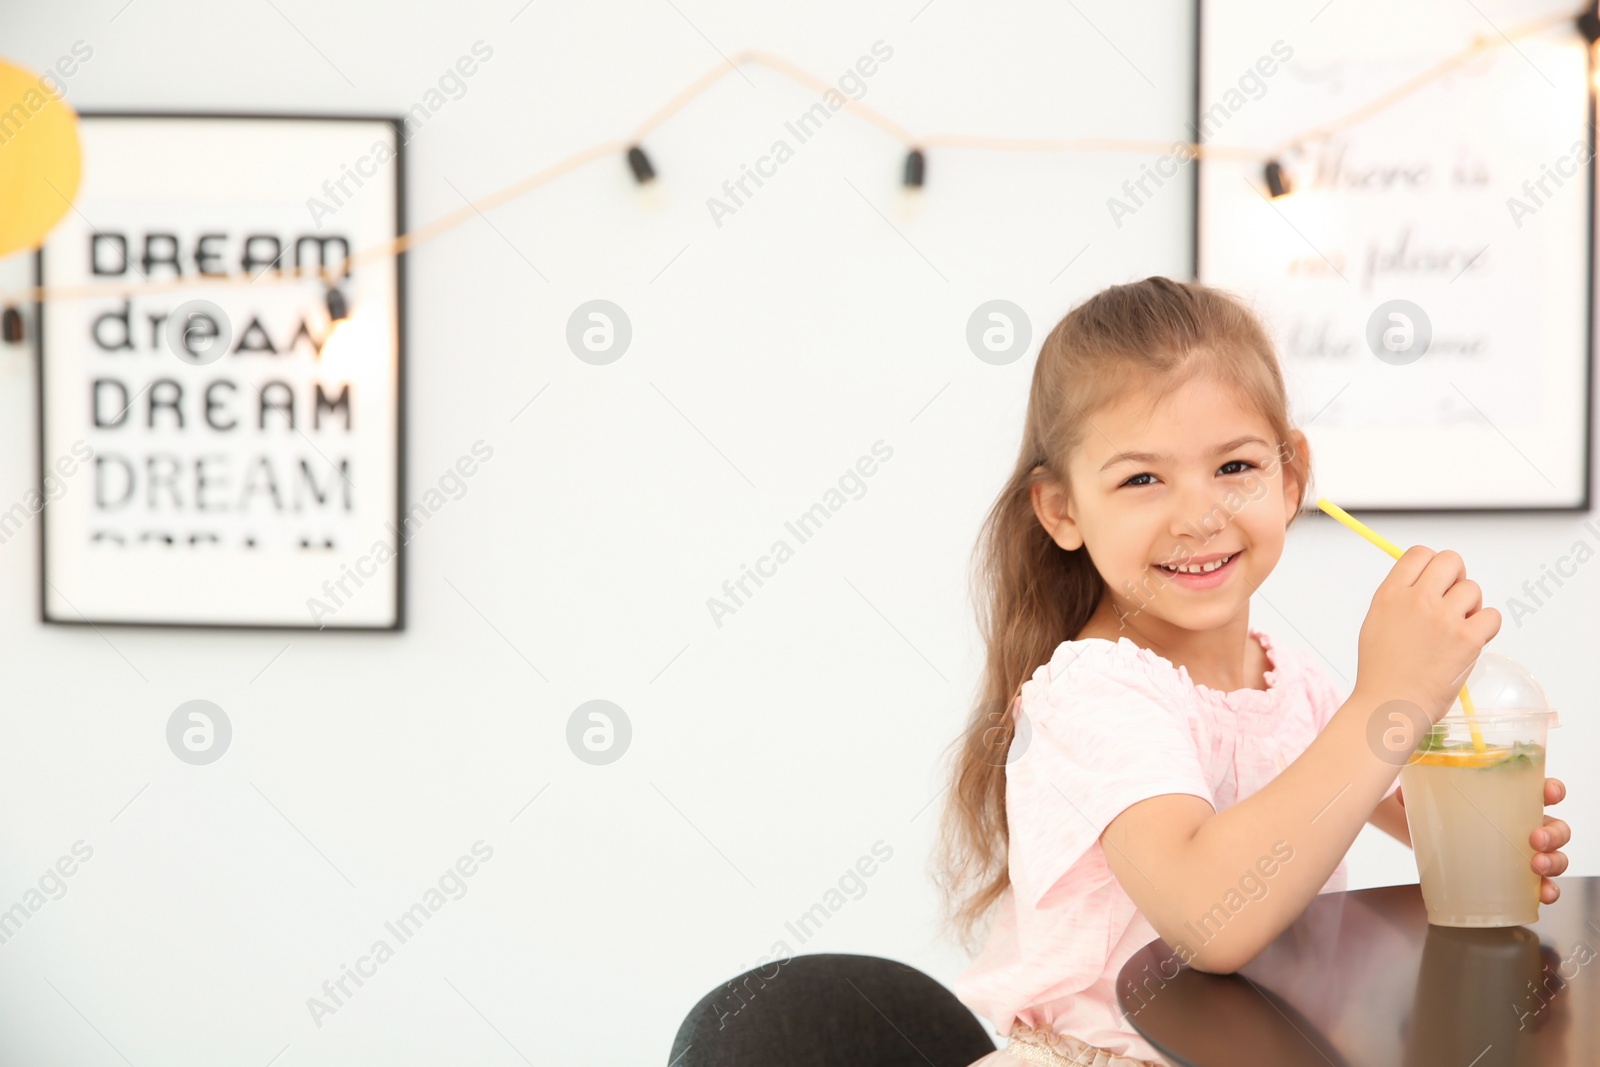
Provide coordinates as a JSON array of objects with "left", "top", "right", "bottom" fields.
[{"left": 1033, "top": 373, "right": 1305, "bottom": 636}]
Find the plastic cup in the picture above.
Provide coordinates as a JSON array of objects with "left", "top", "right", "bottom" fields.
[{"left": 1400, "top": 708, "right": 1555, "bottom": 927}]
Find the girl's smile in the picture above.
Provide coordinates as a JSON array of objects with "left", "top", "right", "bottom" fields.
[{"left": 1154, "top": 548, "right": 1243, "bottom": 590}]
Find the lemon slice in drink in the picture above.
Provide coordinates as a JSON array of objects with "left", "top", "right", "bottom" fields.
[{"left": 1412, "top": 745, "right": 1513, "bottom": 768}]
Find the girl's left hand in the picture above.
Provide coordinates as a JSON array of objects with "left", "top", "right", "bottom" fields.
[
  {"left": 1396, "top": 777, "right": 1571, "bottom": 904},
  {"left": 1531, "top": 777, "right": 1571, "bottom": 904}
]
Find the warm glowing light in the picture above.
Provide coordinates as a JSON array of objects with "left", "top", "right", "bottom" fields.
[{"left": 314, "top": 299, "right": 386, "bottom": 384}]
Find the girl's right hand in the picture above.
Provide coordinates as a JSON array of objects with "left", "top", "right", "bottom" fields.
[{"left": 1353, "top": 545, "right": 1501, "bottom": 722}]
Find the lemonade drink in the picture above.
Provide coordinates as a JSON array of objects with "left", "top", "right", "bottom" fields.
[{"left": 1401, "top": 735, "right": 1546, "bottom": 927}]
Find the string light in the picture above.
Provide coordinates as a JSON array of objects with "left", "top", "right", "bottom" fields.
[
  {"left": 903, "top": 147, "right": 926, "bottom": 188},
  {"left": 627, "top": 143, "right": 667, "bottom": 211},
  {"left": 325, "top": 284, "right": 349, "bottom": 323},
  {"left": 626, "top": 144, "right": 655, "bottom": 184},
  {"left": 1263, "top": 159, "right": 1292, "bottom": 199},
  {"left": 897, "top": 147, "right": 927, "bottom": 220},
  {"left": 0, "top": 10, "right": 1582, "bottom": 309},
  {"left": 1, "top": 306, "right": 22, "bottom": 345}
]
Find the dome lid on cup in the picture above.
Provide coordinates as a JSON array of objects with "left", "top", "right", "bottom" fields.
[{"left": 1444, "top": 651, "right": 1559, "bottom": 727}]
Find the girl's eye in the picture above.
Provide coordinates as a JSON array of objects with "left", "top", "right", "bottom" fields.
[{"left": 1119, "top": 460, "right": 1256, "bottom": 488}]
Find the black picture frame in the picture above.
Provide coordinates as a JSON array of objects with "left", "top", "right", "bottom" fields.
[
  {"left": 1192, "top": 1, "right": 1594, "bottom": 515},
  {"left": 35, "top": 111, "right": 409, "bottom": 630}
]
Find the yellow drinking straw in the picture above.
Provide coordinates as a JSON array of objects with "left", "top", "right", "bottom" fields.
[{"left": 1316, "top": 498, "right": 1487, "bottom": 753}]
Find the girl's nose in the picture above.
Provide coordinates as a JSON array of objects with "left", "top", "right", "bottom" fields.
[{"left": 1169, "top": 475, "right": 1228, "bottom": 535}]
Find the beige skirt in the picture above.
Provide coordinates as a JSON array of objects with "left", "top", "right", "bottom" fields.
[{"left": 966, "top": 1024, "right": 1170, "bottom": 1067}]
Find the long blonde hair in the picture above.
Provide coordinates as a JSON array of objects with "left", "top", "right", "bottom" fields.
[{"left": 931, "top": 276, "right": 1314, "bottom": 951}]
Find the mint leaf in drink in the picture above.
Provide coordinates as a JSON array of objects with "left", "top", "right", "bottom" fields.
[{"left": 1418, "top": 723, "right": 1448, "bottom": 751}]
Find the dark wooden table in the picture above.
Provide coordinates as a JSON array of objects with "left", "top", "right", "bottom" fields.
[{"left": 1116, "top": 876, "right": 1600, "bottom": 1067}]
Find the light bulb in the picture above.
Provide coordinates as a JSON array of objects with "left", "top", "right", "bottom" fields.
[
  {"left": 1264, "top": 159, "right": 1293, "bottom": 199},
  {"left": 895, "top": 148, "right": 926, "bottom": 220},
  {"left": 627, "top": 144, "right": 668, "bottom": 212}
]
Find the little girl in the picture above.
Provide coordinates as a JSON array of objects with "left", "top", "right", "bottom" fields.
[{"left": 935, "top": 277, "right": 1572, "bottom": 1067}]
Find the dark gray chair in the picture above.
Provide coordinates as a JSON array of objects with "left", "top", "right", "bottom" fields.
[{"left": 669, "top": 952, "right": 998, "bottom": 1066}]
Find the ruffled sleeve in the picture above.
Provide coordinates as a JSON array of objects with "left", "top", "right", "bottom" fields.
[{"left": 1006, "top": 644, "right": 1217, "bottom": 908}]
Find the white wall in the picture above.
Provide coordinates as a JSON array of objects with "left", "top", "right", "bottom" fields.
[{"left": 0, "top": 2, "right": 1592, "bottom": 1065}]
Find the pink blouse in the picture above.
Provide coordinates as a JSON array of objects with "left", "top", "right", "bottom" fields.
[{"left": 952, "top": 626, "right": 1399, "bottom": 1064}]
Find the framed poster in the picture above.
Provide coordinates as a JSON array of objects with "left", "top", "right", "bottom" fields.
[
  {"left": 1195, "top": 0, "right": 1592, "bottom": 512},
  {"left": 36, "top": 113, "right": 407, "bottom": 628}
]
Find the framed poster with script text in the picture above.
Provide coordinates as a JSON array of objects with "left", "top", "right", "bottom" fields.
[{"left": 1196, "top": 0, "right": 1591, "bottom": 512}]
